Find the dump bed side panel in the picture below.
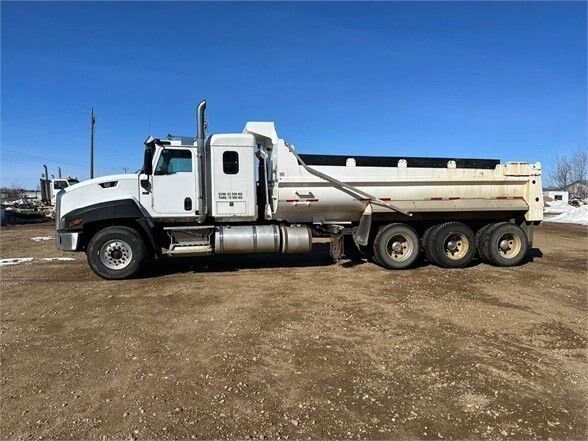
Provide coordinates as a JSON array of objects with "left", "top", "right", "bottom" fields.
[{"left": 272, "top": 147, "right": 543, "bottom": 223}]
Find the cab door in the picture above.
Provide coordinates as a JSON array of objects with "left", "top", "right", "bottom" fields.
[
  {"left": 210, "top": 145, "right": 256, "bottom": 220},
  {"left": 150, "top": 147, "right": 197, "bottom": 216}
]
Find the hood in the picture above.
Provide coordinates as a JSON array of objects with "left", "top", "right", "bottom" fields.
[
  {"left": 64, "top": 174, "right": 138, "bottom": 193},
  {"left": 59, "top": 174, "right": 141, "bottom": 220}
]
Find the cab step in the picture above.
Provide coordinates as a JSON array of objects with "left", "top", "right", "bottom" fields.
[
  {"left": 167, "top": 243, "right": 212, "bottom": 256},
  {"left": 164, "top": 226, "right": 214, "bottom": 256}
]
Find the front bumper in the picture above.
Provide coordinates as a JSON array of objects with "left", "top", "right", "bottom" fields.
[{"left": 56, "top": 231, "right": 80, "bottom": 251}]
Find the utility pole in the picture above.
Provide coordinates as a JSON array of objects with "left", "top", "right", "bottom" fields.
[
  {"left": 90, "top": 107, "right": 95, "bottom": 179},
  {"left": 122, "top": 166, "right": 128, "bottom": 174}
]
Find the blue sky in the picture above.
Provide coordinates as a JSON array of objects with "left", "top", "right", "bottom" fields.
[{"left": 1, "top": 1, "right": 586, "bottom": 188}]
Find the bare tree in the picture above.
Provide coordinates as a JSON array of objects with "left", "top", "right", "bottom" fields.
[
  {"left": 572, "top": 147, "right": 587, "bottom": 183},
  {"left": 1, "top": 182, "right": 25, "bottom": 202},
  {"left": 550, "top": 154, "right": 573, "bottom": 189}
]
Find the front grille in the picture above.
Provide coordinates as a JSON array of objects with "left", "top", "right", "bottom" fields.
[{"left": 55, "top": 191, "right": 63, "bottom": 230}]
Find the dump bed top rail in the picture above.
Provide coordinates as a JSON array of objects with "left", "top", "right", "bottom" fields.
[{"left": 299, "top": 154, "right": 500, "bottom": 169}]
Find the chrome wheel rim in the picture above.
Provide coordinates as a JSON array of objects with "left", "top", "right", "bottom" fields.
[
  {"left": 497, "top": 233, "right": 521, "bottom": 259},
  {"left": 443, "top": 232, "right": 469, "bottom": 260},
  {"left": 100, "top": 240, "right": 133, "bottom": 270},
  {"left": 385, "top": 234, "right": 414, "bottom": 262}
]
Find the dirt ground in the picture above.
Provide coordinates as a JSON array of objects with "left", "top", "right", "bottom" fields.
[{"left": 0, "top": 222, "right": 586, "bottom": 440}]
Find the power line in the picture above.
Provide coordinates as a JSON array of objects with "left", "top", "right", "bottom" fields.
[
  {"left": 1, "top": 147, "right": 89, "bottom": 168},
  {"left": 1, "top": 109, "right": 88, "bottom": 125},
  {"left": 0, "top": 146, "right": 120, "bottom": 171},
  {"left": 0, "top": 157, "right": 111, "bottom": 176},
  {"left": 1, "top": 157, "right": 52, "bottom": 167},
  {"left": 2, "top": 128, "right": 87, "bottom": 141}
]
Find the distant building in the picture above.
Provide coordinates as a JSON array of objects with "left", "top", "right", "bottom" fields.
[
  {"left": 543, "top": 190, "right": 569, "bottom": 204},
  {"left": 562, "top": 179, "right": 588, "bottom": 200}
]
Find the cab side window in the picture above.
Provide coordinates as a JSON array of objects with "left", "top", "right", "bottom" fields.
[
  {"left": 223, "top": 151, "right": 239, "bottom": 175},
  {"left": 154, "top": 149, "right": 192, "bottom": 175}
]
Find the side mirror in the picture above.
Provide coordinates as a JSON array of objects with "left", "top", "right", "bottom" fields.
[
  {"left": 143, "top": 148, "right": 153, "bottom": 175},
  {"left": 140, "top": 178, "right": 150, "bottom": 191}
]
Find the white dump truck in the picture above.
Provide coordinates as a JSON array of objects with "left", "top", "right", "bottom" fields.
[
  {"left": 40, "top": 165, "right": 79, "bottom": 206},
  {"left": 56, "top": 101, "right": 543, "bottom": 279}
]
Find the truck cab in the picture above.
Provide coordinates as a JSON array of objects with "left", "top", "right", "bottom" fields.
[
  {"left": 137, "top": 133, "right": 257, "bottom": 222},
  {"left": 40, "top": 176, "right": 79, "bottom": 206}
]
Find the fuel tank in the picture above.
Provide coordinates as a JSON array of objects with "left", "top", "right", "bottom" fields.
[{"left": 214, "top": 225, "right": 312, "bottom": 254}]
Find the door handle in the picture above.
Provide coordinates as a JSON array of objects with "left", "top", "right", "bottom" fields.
[{"left": 184, "top": 197, "right": 192, "bottom": 211}]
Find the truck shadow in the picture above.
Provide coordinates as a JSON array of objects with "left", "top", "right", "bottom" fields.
[
  {"left": 143, "top": 245, "right": 544, "bottom": 278},
  {"left": 340, "top": 247, "right": 543, "bottom": 270},
  {"left": 145, "top": 243, "right": 335, "bottom": 277},
  {"left": 526, "top": 247, "right": 544, "bottom": 261}
]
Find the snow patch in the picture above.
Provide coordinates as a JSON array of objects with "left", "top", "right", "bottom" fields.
[
  {"left": 41, "top": 257, "right": 75, "bottom": 262},
  {"left": 31, "top": 236, "right": 54, "bottom": 242},
  {"left": 544, "top": 200, "right": 574, "bottom": 215},
  {"left": 545, "top": 205, "right": 588, "bottom": 225},
  {"left": 0, "top": 257, "right": 34, "bottom": 266}
]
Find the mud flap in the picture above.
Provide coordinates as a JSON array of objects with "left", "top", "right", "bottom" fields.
[
  {"left": 329, "top": 233, "right": 344, "bottom": 262},
  {"left": 520, "top": 221, "right": 534, "bottom": 247},
  {"left": 353, "top": 204, "right": 372, "bottom": 247}
]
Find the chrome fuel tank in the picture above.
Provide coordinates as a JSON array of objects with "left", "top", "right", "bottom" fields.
[
  {"left": 214, "top": 225, "right": 312, "bottom": 254},
  {"left": 215, "top": 225, "right": 280, "bottom": 254}
]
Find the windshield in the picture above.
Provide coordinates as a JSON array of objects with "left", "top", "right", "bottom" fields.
[
  {"left": 154, "top": 149, "right": 192, "bottom": 175},
  {"left": 53, "top": 180, "right": 69, "bottom": 190}
]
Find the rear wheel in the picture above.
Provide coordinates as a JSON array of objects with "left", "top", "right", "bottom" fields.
[
  {"left": 426, "top": 222, "right": 476, "bottom": 268},
  {"left": 421, "top": 224, "right": 437, "bottom": 251},
  {"left": 373, "top": 223, "right": 420, "bottom": 270},
  {"left": 485, "top": 223, "right": 528, "bottom": 267},
  {"left": 476, "top": 223, "right": 497, "bottom": 263},
  {"left": 87, "top": 226, "right": 146, "bottom": 279}
]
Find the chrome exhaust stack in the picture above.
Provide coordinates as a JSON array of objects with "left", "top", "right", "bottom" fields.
[
  {"left": 196, "top": 100, "right": 207, "bottom": 143},
  {"left": 196, "top": 100, "right": 208, "bottom": 223}
]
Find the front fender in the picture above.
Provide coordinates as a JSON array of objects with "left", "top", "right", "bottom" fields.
[{"left": 58, "top": 199, "right": 157, "bottom": 252}]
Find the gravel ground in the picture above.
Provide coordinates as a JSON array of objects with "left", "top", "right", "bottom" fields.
[{"left": 0, "top": 222, "right": 586, "bottom": 440}]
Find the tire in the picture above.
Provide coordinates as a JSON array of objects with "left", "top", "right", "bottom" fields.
[
  {"left": 372, "top": 223, "right": 420, "bottom": 270},
  {"left": 476, "top": 223, "right": 497, "bottom": 263},
  {"left": 426, "top": 222, "right": 476, "bottom": 268},
  {"left": 86, "top": 226, "right": 147, "bottom": 280},
  {"left": 421, "top": 224, "right": 438, "bottom": 251},
  {"left": 485, "top": 223, "right": 528, "bottom": 267}
]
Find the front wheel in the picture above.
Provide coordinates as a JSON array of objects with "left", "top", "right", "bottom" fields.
[
  {"left": 87, "top": 226, "right": 146, "bottom": 279},
  {"left": 373, "top": 223, "right": 420, "bottom": 270}
]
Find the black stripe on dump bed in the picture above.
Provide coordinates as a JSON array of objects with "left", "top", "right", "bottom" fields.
[{"left": 298, "top": 154, "right": 500, "bottom": 169}]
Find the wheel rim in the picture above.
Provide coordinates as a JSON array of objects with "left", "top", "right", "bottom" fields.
[
  {"left": 99, "top": 240, "right": 133, "bottom": 270},
  {"left": 497, "top": 233, "right": 521, "bottom": 259},
  {"left": 443, "top": 232, "right": 469, "bottom": 260},
  {"left": 385, "top": 233, "right": 414, "bottom": 262}
]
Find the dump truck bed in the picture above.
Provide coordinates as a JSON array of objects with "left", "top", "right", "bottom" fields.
[{"left": 272, "top": 147, "right": 543, "bottom": 224}]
